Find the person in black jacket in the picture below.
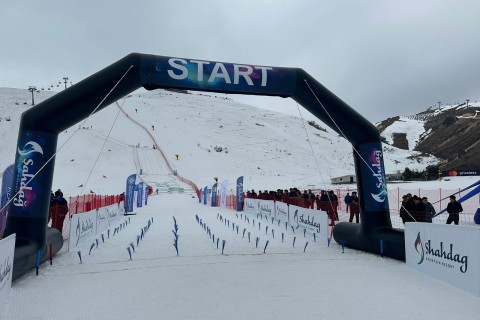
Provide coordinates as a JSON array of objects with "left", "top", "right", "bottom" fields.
[
  {"left": 49, "top": 189, "right": 69, "bottom": 233},
  {"left": 446, "top": 195, "right": 463, "bottom": 225}
]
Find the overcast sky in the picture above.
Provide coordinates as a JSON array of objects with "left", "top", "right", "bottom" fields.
[{"left": 1, "top": 0, "right": 479, "bottom": 122}]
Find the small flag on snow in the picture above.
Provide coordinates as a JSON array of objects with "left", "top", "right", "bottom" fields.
[
  {"left": 103, "top": 175, "right": 107, "bottom": 178},
  {"left": 90, "top": 190, "right": 95, "bottom": 194},
  {"left": 78, "top": 184, "right": 83, "bottom": 187}
]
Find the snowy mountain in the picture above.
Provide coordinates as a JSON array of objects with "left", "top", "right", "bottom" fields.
[
  {"left": 377, "top": 102, "right": 480, "bottom": 170},
  {"left": 0, "top": 87, "right": 437, "bottom": 196}
]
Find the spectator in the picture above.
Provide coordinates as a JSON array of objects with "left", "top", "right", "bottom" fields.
[
  {"left": 344, "top": 192, "right": 351, "bottom": 213},
  {"left": 49, "top": 189, "right": 69, "bottom": 233},
  {"left": 446, "top": 195, "right": 463, "bottom": 225},
  {"left": 400, "top": 194, "right": 415, "bottom": 223},
  {"left": 412, "top": 195, "right": 426, "bottom": 222},
  {"left": 303, "top": 190, "right": 310, "bottom": 209},
  {"left": 349, "top": 191, "right": 360, "bottom": 223},
  {"left": 422, "top": 197, "right": 435, "bottom": 223},
  {"left": 308, "top": 190, "right": 315, "bottom": 209}
]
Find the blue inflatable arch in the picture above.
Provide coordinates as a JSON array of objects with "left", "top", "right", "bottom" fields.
[{"left": 5, "top": 53, "right": 405, "bottom": 279}]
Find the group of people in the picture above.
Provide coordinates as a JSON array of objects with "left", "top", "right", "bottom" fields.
[
  {"left": 48, "top": 189, "right": 69, "bottom": 233},
  {"left": 400, "top": 193, "right": 463, "bottom": 225},
  {"left": 245, "top": 188, "right": 361, "bottom": 224}
]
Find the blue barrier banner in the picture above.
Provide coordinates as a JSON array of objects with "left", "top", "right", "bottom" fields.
[
  {"left": 358, "top": 143, "right": 389, "bottom": 212},
  {"left": 211, "top": 183, "right": 218, "bottom": 207},
  {"left": 0, "top": 165, "right": 14, "bottom": 238},
  {"left": 236, "top": 176, "right": 244, "bottom": 211},
  {"left": 137, "top": 182, "right": 144, "bottom": 208},
  {"left": 125, "top": 174, "right": 136, "bottom": 212}
]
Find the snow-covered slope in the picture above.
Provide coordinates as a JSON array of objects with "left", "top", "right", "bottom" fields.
[{"left": 0, "top": 87, "right": 438, "bottom": 195}]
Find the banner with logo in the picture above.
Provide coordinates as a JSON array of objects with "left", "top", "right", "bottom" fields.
[
  {"left": 69, "top": 209, "right": 97, "bottom": 251},
  {"left": 275, "top": 201, "right": 289, "bottom": 224},
  {"left": 0, "top": 164, "right": 14, "bottom": 239},
  {"left": 211, "top": 183, "right": 218, "bottom": 207},
  {"left": 136, "top": 182, "right": 144, "bottom": 208},
  {"left": 206, "top": 185, "right": 212, "bottom": 206},
  {"left": 258, "top": 199, "right": 275, "bottom": 218},
  {"left": 199, "top": 188, "right": 203, "bottom": 204},
  {"left": 236, "top": 176, "right": 244, "bottom": 211},
  {"left": 405, "top": 223, "right": 480, "bottom": 296},
  {"left": 220, "top": 180, "right": 228, "bottom": 209},
  {"left": 358, "top": 143, "right": 389, "bottom": 212},
  {"left": 244, "top": 198, "right": 258, "bottom": 214},
  {"left": 203, "top": 186, "right": 208, "bottom": 205},
  {"left": 289, "top": 204, "right": 329, "bottom": 244},
  {"left": 125, "top": 173, "right": 136, "bottom": 213},
  {"left": 108, "top": 203, "right": 123, "bottom": 227},
  {"left": 0, "top": 233, "right": 15, "bottom": 316},
  {"left": 96, "top": 207, "right": 108, "bottom": 235}
]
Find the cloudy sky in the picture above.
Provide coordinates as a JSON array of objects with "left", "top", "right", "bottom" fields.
[{"left": 1, "top": 0, "right": 479, "bottom": 122}]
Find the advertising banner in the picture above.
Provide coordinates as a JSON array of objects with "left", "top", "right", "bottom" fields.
[
  {"left": 136, "top": 182, "right": 144, "bottom": 208},
  {"left": 236, "top": 176, "right": 244, "bottom": 211},
  {"left": 211, "top": 183, "right": 218, "bottom": 207},
  {"left": 199, "top": 188, "right": 203, "bottom": 204},
  {"left": 206, "top": 185, "right": 212, "bottom": 206},
  {"left": 220, "top": 180, "right": 228, "bottom": 209},
  {"left": 69, "top": 209, "right": 97, "bottom": 251},
  {"left": 0, "top": 164, "right": 14, "bottom": 239},
  {"left": 258, "top": 199, "right": 275, "bottom": 219},
  {"left": 405, "top": 223, "right": 480, "bottom": 296},
  {"left": 289, "top": 204, "right": 329, "bottom": 244},
  {"left": 358, "top": 142, "right": 389, "bottom": 212},
  {"left": 275, "top": 201, "right": 289, "bottom": 224},
  {"left": 203, "top": 186, "right": 208, "bottom": 205},
  {"left": 0, "top": 234, "right": 15, "bottom": 316},
  {"left": 9, "top": 131, "right": 57, "bottom": 219},
  {"left": 244, "top": 198, "right": 258, "bottom": 215},
  {"left": 125, "top": 173, "right": 136, "bottom": 213},
  {"left": 96, "top": 207, "right": 108, "bottom": 235}
]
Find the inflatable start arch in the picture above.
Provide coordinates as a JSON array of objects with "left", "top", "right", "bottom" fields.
[{"left": 5, "top": 53, "right": 405, "bottom": 279}]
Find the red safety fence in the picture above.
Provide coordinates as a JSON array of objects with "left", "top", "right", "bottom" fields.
[{"left": 67, "top": 194, "right": 122, "bottom": 217}]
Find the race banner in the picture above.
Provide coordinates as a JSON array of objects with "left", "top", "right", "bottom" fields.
[
  {"left": 0, "top": 164, "right": 14, "bottom": 239},
  {"left": 96, "top": 207, "right": 108, "bottom": 235},
  {"left": 0, "top": 234, "right": 15, "bottom": 316},
  {"left": 405, "top": 223, "right": 480, "bottom": 296},
  {"left": 136, "top": 182, "right": 144, "bottom": 208},
  {"left": 125, "top": 173, "right": 136, "bottom": 213},
  {"left": 258, "top": 199, "right": 275, "bottom": 219},
  {"left": 289, "top": 204, "right": 329, "bottom": 244},
  {"left": 220, "top": 180, "right": 228, "bottom": 209},
  {"left": 244, "top": 198, "right": 258, "bottom": 214},
  {"left": 236, "top": 176, "right": 244, "bottom": 211},
  {"left": 68, "top": 209, "right": 97, "bottom": 251},
  {"left": 275, "top": 201, "right": 289, "bottom": 224},
  {"left": 211, "top": 183, "right": 218, "bottom": 207},
  {"left": 206, "top": 185, "right": 212, "bottom": 206},
  {"left": 199, "top": 188, "right": 203, "bottom": 204},
  {"left": 203, "top": 186, "right": 208, "bottom": 205}
]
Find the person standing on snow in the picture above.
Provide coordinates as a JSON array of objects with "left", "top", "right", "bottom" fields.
[
  {"left": 446, "top": 195, "right": 463, "bottom": 225},
  {"left": 49, "top": 189, "right": 69, "bottom": 233}
]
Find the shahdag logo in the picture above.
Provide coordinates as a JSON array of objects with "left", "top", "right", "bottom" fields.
[
  {"left": 414, "top": 232, "right": 425, "bottom": 264},
  {"left": 13, "top": 141, "right": 44, "bottom": 207},
  {"left": 18, "top": 141, "right": 44, "bottom": 156},
  {"left": 369, "top": 149, "right": 387, "bottom": 203},
  {"left": 413, "top": 231, "right": 468, "bottom": 273}
]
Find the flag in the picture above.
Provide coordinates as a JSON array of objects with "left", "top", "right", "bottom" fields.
[
  {"left": 90, "top": 190, "right": 95, "bottom": 194},
  {"left": 236, "top": 176, "right": 244, "bottom": 211}
]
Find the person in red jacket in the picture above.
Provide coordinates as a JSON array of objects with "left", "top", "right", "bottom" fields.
[{"left": 49, "top": 189, "right": 69, "bottom": 233}]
